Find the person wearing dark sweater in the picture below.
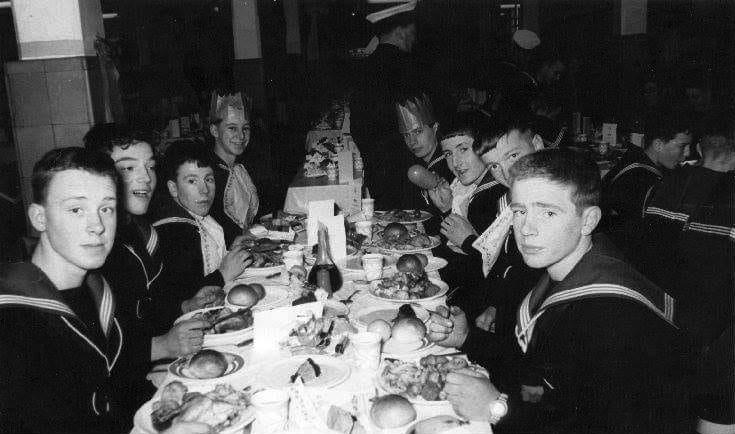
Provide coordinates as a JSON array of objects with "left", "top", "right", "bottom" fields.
[
  {"left": 640, "top": 116, "right": 735, "bottom": 432},
  {"left": 600, "top": 114, "right": 692, "bottom": 261},
  {"left": 395, "top": 93, "right": 453, "bottom": 235},
  {"left": 84, "top": 129, "right": 213, "bottom": 427},
  {"left": 0, "top": 148, "right": 127, "bottom": 433},
  {"left": 428, "top": 119, "right": 505, "bottom": 318},
  {"left": 469, "top": 119, "right": 546, "bottom": 384},
  {"left": 427, "top": 150, "right": 688, "bottom": 433},
  {"left": 351, "top": 4, "right": 421, "bottom": 210},
  {"left": 207, "top": 91, "right": 261, "bottom": 246},
  {"left": 152, "top": 142, "right": 252, "bottom": 334}
]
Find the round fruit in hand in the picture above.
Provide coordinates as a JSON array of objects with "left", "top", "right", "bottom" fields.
[
  {"left": 391, "top": 317, "right": 427, "bottom": 342},
  {"left": 367, "top": 319, "right": 392, "bottom": 341},
  {"left": 227, "top": 284, "right": 261, "bottom": 308},
  {"left": 370, "top": 394, "right": 417, "bottom": 429},
  {"left": 397, "top": 254, "right": 425, "bottom": 274}
]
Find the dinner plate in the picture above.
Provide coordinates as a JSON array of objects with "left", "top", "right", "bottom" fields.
[
  {"left": 133, "top": 396, "right": 255, "bottom": 434},
  {"left": 225, "top": 283, "right": 290, "bottom": 312},
  {"left": 175, "top": 306, "right": 252, "bottom": 348},
  {"left": 239, "top": 263, "right": 283, "bottom": 277},
  {"left": 382, "top": 338, "right": 435, "bottom": 358},
  {"left": 355, "top": 306, "right": 430, "bottom": 328},
  {"left": 374, "top": 210, "right": 433, "bottom": 224},
  {"left": 368, "top": 278, "right": 449, "bottom": 304},
  {"left": 377, "top": 236, "right": 441, "bottom": 255},
  {"left": 390, "top": 256, "right": 448, "bottom": 273},
  {"left": 257, "top": 355, "right": 351, "bottom": 389},
  {"left": 376, "top": 358, "right": 488, "bottom": 407},
  {"left": 168, "top": 352, "right": 245, "bottom": 382}
]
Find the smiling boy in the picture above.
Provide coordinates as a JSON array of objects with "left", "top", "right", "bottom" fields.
[{"left": 0, "top": 148, "right": 123, "bottom": 433}]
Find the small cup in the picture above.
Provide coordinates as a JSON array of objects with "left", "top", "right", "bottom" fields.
[
  {"left": 355, "top": 220, "right": 373, "bottom": 242},
  {"left": 351, "top": 331, "right": 382, "bottom": 371},
  {"left": 362, "top": 253, "right": 383, "bottom": 281},
  {"left": 283, "top": 250, "right": 304, "bottom": 271},
  {"left": 361, "top": 198, "right": 375, "bottom": 219},
  {"left": 251, "top": 389, "right": 289, "bottom": 432}
]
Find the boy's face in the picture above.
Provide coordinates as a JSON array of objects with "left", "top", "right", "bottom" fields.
[
  {"left": 167, "top": 162, "right": 215, "bottom": 217},
  {"left": 510, "top": 177, "right": 597, "bottom": 277},
  {"left": 481, "top": 130, "right": 536, "bottom": 187},
  {"left": 30, "top": 170, "right": 117, "bottom": 273},
  {"left": 211, "top": 107, "right": 250, "bottom": 159},
  {"left": 441, "top": 135, "right": 486, "bottom": 186},
  {"left": 402, "top": 122, "right": 438, "bottom": 160},
  {"left": 111, "top": 141, "right": 156, "bottom": 216},
  {"left": 654, "top": 132, "right": 692, "bottom": 169}
]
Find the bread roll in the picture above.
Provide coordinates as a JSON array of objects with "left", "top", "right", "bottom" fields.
[{"left": 370, "top": 394, "right": 417, "bottom": 429}]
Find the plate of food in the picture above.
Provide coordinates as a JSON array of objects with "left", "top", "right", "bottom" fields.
[
  {"left": 371, "top": 223, "right": 440, "bottom": 254},
  {"left": 377, "top": 355, "right": 488, "bottom": 405},
  {"left": 258, "top": 355, "right": 351, "bottom": 389},
  {"left": 134, "top": 381, "right": 255, "bottom": 434},
  {"left": 169, "top": 349, "right": 245, "bottom": 382},
  {"left": 370, "top": 276, "right": 448, "bottom": 303},
  {"left": 374, "top": 209, "right": 433, "bottom": 224},
  {"left": 175, "top": 306, "right": 253, "bottom": 347},
  {"left": 355, "top": 304, "right": 430, "bottom": 328}
]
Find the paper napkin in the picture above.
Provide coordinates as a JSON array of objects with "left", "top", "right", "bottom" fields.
[{"left": 307, "top": 199, "right": 335, "bottom": 245}]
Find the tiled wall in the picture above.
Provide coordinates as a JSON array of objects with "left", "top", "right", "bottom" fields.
[{"left": 4, "top": 56, "right": 108, "bottom": 211}]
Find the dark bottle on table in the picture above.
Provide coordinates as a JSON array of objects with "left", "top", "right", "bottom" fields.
[{"left": 307, "top": 225, "right": 343, "bottom": 295}]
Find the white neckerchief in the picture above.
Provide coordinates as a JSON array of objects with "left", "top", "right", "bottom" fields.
[
  {"left": 187, "top": 210, "right": 227, "bottom": 276},
  {"left": 221, "top": 163, "right": 259, "bottom": 231}
]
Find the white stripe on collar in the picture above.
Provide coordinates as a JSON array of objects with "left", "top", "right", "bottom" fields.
[
  {"left": 611, "top": 163, "right": 662, "bottom": 184},
  {"left": 427, "top": 154, "right": 445, "bottom": 170},
  {"left": 0, "top": 294, "right": 75, "bottom": 316},
  {"left": 146, "top": 226, "right": 159, "bottom": 256},
  {"left": 61, "top": 316, "right": 123, "bottom": 372},
  {"left": 516, "top": 283, "right": 676, "bottom": 353},
  {"left": 153, "top": 216, "right": 197, "bottom": 227}
]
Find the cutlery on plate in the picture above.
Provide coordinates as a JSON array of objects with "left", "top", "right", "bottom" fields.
[{"left": 203, "top": 308, "right": 250, "bottom": 330}]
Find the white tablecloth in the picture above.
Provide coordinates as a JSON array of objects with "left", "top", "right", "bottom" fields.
[
  {"left": 131, "top": 272, "right": 492, "bottom": 434},
  {"left": 283, "top": 169, "right": 363, "bottom": 216}
]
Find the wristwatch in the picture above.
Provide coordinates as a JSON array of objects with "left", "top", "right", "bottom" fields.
[{"left": 488, "top": 393, "right": 509, "bottom": 424}]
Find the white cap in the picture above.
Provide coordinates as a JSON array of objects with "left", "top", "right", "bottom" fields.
[
  {"left": 366, "top": 0, "right": 417, "bottom": 24},
  {"left": 513, "top": 29, "right": 540, "bottom": 50}
]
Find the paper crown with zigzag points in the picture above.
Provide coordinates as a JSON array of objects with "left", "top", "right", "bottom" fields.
[
  {"left": 395, "top": 94, "right": 435, "bottom": 133},
  {"left": 209, "top": 91, "right": 250, "bottom": 123}
]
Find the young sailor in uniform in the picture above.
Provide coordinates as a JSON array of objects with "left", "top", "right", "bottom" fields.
[
  {"left": 426, "top": 149, "right": 688, "bottom": 433},
  {"left": 0, "top": 148, "right": 125, "bottom": 433},
  {"left": 153, "top": 141, "right": 252, "bottom": 333},
  {"left": 207, "top": 91, "right": 260, "bottom": 246}
]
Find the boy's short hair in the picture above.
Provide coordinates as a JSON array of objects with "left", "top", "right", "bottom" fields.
[
  {"left": 475, "top": 115, "right": 537, "bottom": 156},
  {"left": 644, "top": 113, "right": 691, "bottom": 149},
  {"left": 699, "top": 111, "right": 735, "bottom": 158},
  {"left": 83, "top": 123, "right": 156, "bottom": 155},
  {"left": 509, "top": 149, "right": 601, "bottom": 212},
  {"left": 162, "top": 140, "right": 215, "bottom": 183},
  {"left": 32, "top": 147, "right": 118, "bottom": 205},
  {"left": 439, "top": 112, "right": 486, "bottom": 152}
]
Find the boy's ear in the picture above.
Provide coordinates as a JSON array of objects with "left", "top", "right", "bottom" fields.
[
  {"left": 581, "top": 206, "right": 602, "bottom": 235},
  {"left": 28, "top": 203, "right": 46, "bottom": 232},
  {"left": 167, "top": 180, "right": 178, "bottom": 199}
]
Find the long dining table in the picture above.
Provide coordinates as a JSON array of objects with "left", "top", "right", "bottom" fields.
[{"left": 131, "top": 252, "right": 493, "bottom": 434}]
